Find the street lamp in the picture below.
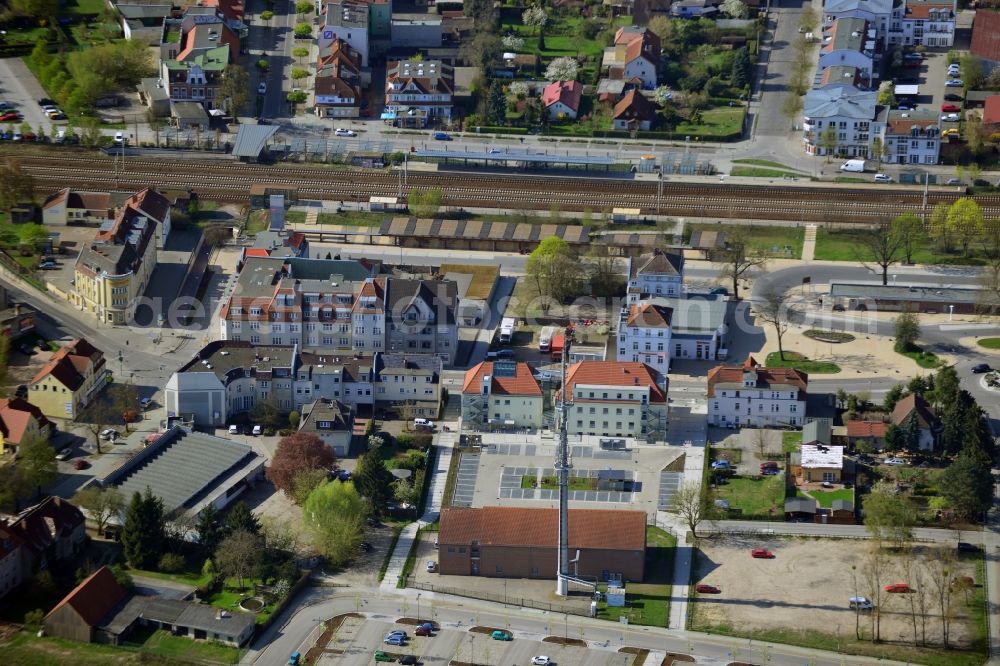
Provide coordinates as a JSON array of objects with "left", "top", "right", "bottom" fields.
[{"left": 416, "top": 592, "right": 421, "bottom": 622}]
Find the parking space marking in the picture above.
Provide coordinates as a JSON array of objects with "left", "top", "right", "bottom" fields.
[
  {"left": 658, "top": 471, "right": 683, "bottom": 510},
  {"left": 451, "top": 453, "right": 480, "bottom": 507}
]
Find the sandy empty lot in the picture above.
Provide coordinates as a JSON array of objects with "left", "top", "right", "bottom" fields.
[{"left": 690, "top": 535, "right": 980, "bottom": 648}]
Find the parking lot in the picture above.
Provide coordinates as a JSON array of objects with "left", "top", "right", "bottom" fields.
[
  {"left": 689, "top": 536, "right": 980, "bottom": 647},
  {"left": 317, "top": 616, "right": 637, "bottom": 666},
  {"left": 0, "top": 57, "right": 62, "bottom": 130}
]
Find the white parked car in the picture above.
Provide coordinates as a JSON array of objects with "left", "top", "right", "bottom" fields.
[
  {"left": 945, "top": 79, "right": 964, "bottom": 87},
  {"left": 334, "top": 128, "right": 356, "bottom": 137},
  {"left": 228, "top": 425, "right": 239, "bottom": 435},
  {"left": 884, "top": 457, "right": 906, "bottom": 466},
  {"left": 100, "top": 428, "right": 120, "bottom": 441},
  {"left": 55, "top": 448, "right": 72, "bottom": 461},
  {"left": 114, "top": 131, "right": 124, "bottom": 143},
  {"left": 426, "top": 560, "right": 437, "bottom": 573},
  {"left": 532, "top": 657, "right": 552, "bottom": 666},
  {"left": 414, "top": 418, "right": 434, "bottom": 429},
  {"left": 874, "top": 173, "right": 893, "bottom": 183},
  {"left": 941, "top": 113, "right": 960, "bottom": 122},
  {"left": 252, "top": 424, "right": 262, "bottom": 435}
]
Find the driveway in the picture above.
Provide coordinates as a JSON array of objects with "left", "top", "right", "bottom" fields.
[{"left": 754, "top": 1, "right": 815, "bottom": 139}]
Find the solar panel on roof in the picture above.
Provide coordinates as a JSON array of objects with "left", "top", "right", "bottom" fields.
[{"left": 493, "top": 360, "right": 517, "bottom": 377}]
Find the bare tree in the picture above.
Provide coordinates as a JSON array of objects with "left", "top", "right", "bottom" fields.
[
  {"left": 670, "top": 482, "right": 707, "bottom": 540},
  {"left": 73, "top": 486, "right": 125, "bottom": 536},
  {"left": 856, "top": 218, "right": 904, "bottom": 286},
  {"left": 911, "top": 553, "right": 932, "bottom": 645},
  {"left": 927, "top": 547, "right": 957, "bottom": 647},
  {"left": 861, "top": 544, "right": 890, "bottom": 642},
  {"left": 716, "top": 229, "right": 767, "bottom": 300},
  {"left": 753, "top": 429, "right": 770, "bottom": 461},
  {"left": 754, "top": 287, "right": 793, "bottom": 361}
]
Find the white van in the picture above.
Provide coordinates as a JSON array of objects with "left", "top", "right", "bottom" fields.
[
  {"left": 839, "top": 159, "right": 866, "bottom": 173},
  {"left": 414, "top": 418, "right": 434, "bottom": 429}
]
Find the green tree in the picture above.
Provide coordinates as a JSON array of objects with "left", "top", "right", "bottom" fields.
[
  {"left": 892, "top": 213, "right": 924, "bottom": 265},
  {"left": 0, "top": 158, "right": 36, "bottom": 216},
  {"left": 863, "top": 480, "right": 913, "bottom": 549},
  {"left": 870, "top": 136, "right": 891, "bottom": 168},
  {"left": 73, "top": 485, "right": 125, "bottom": 536},
  {"left": 294, "top": 23, "right": 312, "bottom": 38},
  {"left": 0, "top": 467, "right": 25, "bottom": 513},
  {"left": 295, "top": 0, "right": 313, "bottom": 14},
  {"left": 459, "top": 31, "right": 503, "bottom": 78},
  {"left": 946, "top": 198, "right": 984, "bottom": 257},
  {"left": 291, "top": 68, "right": 310, "bottom": 81},
  {"left": 260, "top": 9, "right": 274, "bottom": 25},
  {"left": 293, "top": 468, "right": 330, "bottom": 506},
  {"left": 292, "top": 47, "right": 309, "bottom": 64},
  {"left": 928, "top": 202, "right": 953, "bottom": 253},
  {"left": 225, "top": 500, "right": 260, "bottom": 535},
  {"left": 354, "top": 447, "right": 393, "bottom": 513},
  {"left": 486, "top": 80, "right": 506, "bottom": 126},
  {"left": 893, "top": 310, "right": 920, "bottom": 351},
  {"left": 215, "top": 529, "right": 261, "bottom": 592},
  {"left": 883, "top": 384, "right": 905, "bottom": 412},
  {"left": 303, "top": 480, "right": 367, "bottom": 566},
  {"left": 884, "top": 423, "right": 905, "bottom": 451},
  {"left": 903, "top": 411, "right": 922, "bottom": 452},
  {"left": 959, "top": 54, "right": 986, "bottom": 90},
  {"left": 218, "top": 64, "right": 250, "bottom": 121},
  {"left": 195, "top": 504, "right": 223, "bottom": 557},
  {"left": 266, "top": 432, "right": 336, "bottom": 500},
  {"left": 10, "top": 0, "right": 59, "bottom": 19},
  {"left": 819, "top": 124, "right": 838, "bottom": 160},
  {"left": 525, "top": 236, "right": 580, "bottom": 310},
  {"left": 731, "top": 47, "right": 751, "bottom": 89},
  {"left": 121, "top": 489, "right": 165, "bottom": 569},
  {"left": 18, "top": 433, "right": 57, "bottom": 496},
  {"left": 940, "top": 453, "right": 994, "bottom": 521}
]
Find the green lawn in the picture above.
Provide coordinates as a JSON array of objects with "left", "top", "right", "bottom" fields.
[
  {"left": 765, "top": 351, "right": 841, "bottom": 374},
  {"left": 63, "top": 0, "right": 108, "bottom": 14},
  {"left": 686, "top": 224, "right": 804, "bottom": 259},
  {"left": 803, "top": 329, "right": 855, "bottom": 343},
  {"left": 712, "top": 475, "right": 785, "bottom": 518},
  {"left": 124, "top": 625, "right": 241, "bottom": 664},
  {"left": 798, "top": 487, "right": 854, "bottom": 508},
  {"left": 731, "top": 167, "right": 806, "bottom": 178},
  {"left": 203, "top": 577, "right": 278, "bottom": 623},
  {"left": 597, "top": 526, "right": 674, "bottom": 627},
  {"left": 532, "top": 475, "right": 598, "bottom": 491},
  {"left": 128, "top": 566, "right": 212, "bottom": 589},
  {"left": 977, "top": 338, "right": 1000, "bottom": 349},
  {"left": 0, "top": 631, "right": 151, "bottom": 665},
  {"left": 732, "top": 159, "right": 804, "bottom": 171},
  {"left": 673, "top": 106, "right": 745, "bottom": 138},
  {"left": 782, "top": 431, "right": 801, "bottom": 453},
  {"left": 814, "top": 228, "right": 988, "bottom": 265},
  {"left": 897, "top": 344, "right": 943, "bottom": 369},
  {"left": 317, "top": 211, "right": 384, "bottom": 227}
]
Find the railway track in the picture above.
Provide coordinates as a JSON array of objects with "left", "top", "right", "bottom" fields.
[{"left": 14, "top": 151, "right": 1000, "bottom": 223}]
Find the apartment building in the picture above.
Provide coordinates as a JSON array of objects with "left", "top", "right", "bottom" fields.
[
  {"left": 28, "top": 339, "right": 110, "bottom": 420},
  {"left": 320, "top": 2, "right": 370, "bottom": 66},
  {"left": 165, "top": 342, "right": 442, "bottom": 426},
  {"left": 707, "top": 356, "right": 808, "bottom": 428},
  {"left": 461, "top": 360, "right": 543, "bottom": 431},
  {"left": 818, "top": 17, "right": 879, "bottom": 86},
  {"left": 626, "top": 249, "right": 684, "bottom": 304},
  {"left": 219, "top": 256, "right": 458, "bottom": 364},
  {"left": 561, "top": 361, "right": 668, "bottom": 442},
  {"left": 74, "top": 203, "right": 159, "bottom": 324},
  {"left": 876, "top": 108, "right": 940, "bottom": 165},
  {"left": 895, "top": 0, "right": 956, "bottom": 48},
  {"left": 802, "top": 86, "right": 878, "bottom": 157},
  {"left": 383, "top": 59, "right": 454, "bottom": 127},
  {"left": 823, "top": 0, "right": 894, "bottom": 48},
  {"left": 616, "top": 303, "right": 673, "bottom": 376},
  {"left": 159, "top": 12, "right": 240, "bottom": 109},
  {"left": 314, "top": 38, "right": 363, "bottom": 119}
]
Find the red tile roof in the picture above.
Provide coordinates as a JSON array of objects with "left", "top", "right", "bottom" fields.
[
  {"left": 846, "top": 420, "right": 887, "bottom": 438},
  {"left": 625, "top": 303, "right": 672, "bottom": 327},
  {"left": 122, "top": 188, "right": 171, "bottom": 224},
  {"left": 542, "top": 80, "right": 583, "bottom": 112},
  {"left": 971, "top": 10, "right": 1000, "bottom": 62},
  {"left": 439, "top": 507, "right": 647, "bottom": 551},
  {"left": 462, "top": 361, "right": 541, "bottom": 396},
  {"left": 984, "top": 96, "right": 1000, "bottom": 126},
  {"left": 0, "top": 397, "right": 52, "bottom": 445},
  {"left": 44, "top": 565, "right": 127, "bottom": 628},
  {"left": 706, "top": 356, "right": 808, "bottom": 398},
  {"left": 564, "top": 361, "right": 666, "bottom": 403},
  {"left": 890, "top": 393, "right": 939, "bottom": 429},
  {"left": 31, "top": 338, "right": 104, "bottom": 391},
  {"left": 614, "top": 90, "right": 658, "bottom": 122}
]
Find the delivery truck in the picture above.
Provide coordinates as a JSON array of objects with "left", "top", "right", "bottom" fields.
[
  {"left": 539, "top": 326, "right": 557, "bottom": 353},
  {"left": 499, "top": 317, "right": 516, "bottom": 344}
]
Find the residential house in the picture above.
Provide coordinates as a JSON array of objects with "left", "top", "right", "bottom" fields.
[
  {"left": 846, "top": 419, "right": 887, "bottom": 449},
  {"left": 120, "top": 188, "right": 172, "bottom": 250},
  {"left": 0, "top": 397, "right": 54, "bottom": 455},
  {"left": 613, "top": 90, "right": 658, "bottom": 130},
  {"left": 320, "top": 2, "right": 370, "bottom": 66},
  {"left": 73, "top": 201, "right": 159, "bottom": 324},
  {"left": 784, "top": 496, "right": 818, "bottom": 521},
  {"left": 646, "top": 296, "right": 727, "bottom": 361},
  {"left": 383, "top": 59, "right": 455, "bottom": 127},
  {"left": 616, "top": 303, "right": 673, "bottom": 376},
  {"left": 118, "top": 4, "right": 172, "bottom": 45},
  {"left": 562, "top": 361, "right": 668, "bottom": 442},
  {"left": 970, "top": 9, "right": 1000, "bottom": 68},
  {"left": 897, "top": 0, "right": 956, "bottom": 48},
  {"left": 822, "top": 0, "right": 894, "bottom": 48},
  {"left": 98, "top": 595, "right": 256, "bottom": 647},
  {"left": 818, "top": 18, "right": 879, "bottom": 86},
  {"left": 5, "top": 496, "right": 86, "bottom": 572},
  {"left": 0, "top": 526, "right": 23, "bottom": 598},
  {"left": 41, "top": 189, "right": 114, "bottom": 226},
  {"left": 314, "top": 38, "right": 363, "bottom": 119},
  {"left": 0, "top": 289, "right": 36, "bottom": 342},
  {"left": 671, "top": 0, "right": 720, "bottom": 18},
  {"left": 218, "top": 257, "right": 458, "bottom": 364},
  {"left": 542, "top": 80, "right": 583, "bottom": 120},
  {"left": 159, "top": 12, "right": 240, "bottom": 109},
  {"left": 802, "top": 86, "right": 878, "bottom": 157},
  {"left": 439, "top": 507, "right": 647, "bottom": 581},
  {"left": 461, "top": 360, "right": 543, "bottom": 430},
  {"left": 707, "top": 356, "right": 807, "bottom": 428},
  {"left": 890, "top": 393, "right": 940, "bottom": 450},
  {"left": 298, "top": 397, "right": 354, "bottom": 456},
  {"left": 165, "top": 342, "right": 442, "bottom": 426},
  {"left": 375, "top": 353, "right": 442, "bottom": 418},
  {"left": 793, "top": 444, "right": 844, "bottom": 483},
  {"left": 876, "top": 108, "right": 940, "bottom": 165},
  {"left": 626, "top": 249, "right": 684, "bottom": 303},
  {"left": 43, "top": 566, "right": 128, "bottom": 643},
  {"left": 28, "top": 339, "right": 109, "bottom": 420},
  {"left": 602, "top": 27, "right": 660, "bottom": 90}
]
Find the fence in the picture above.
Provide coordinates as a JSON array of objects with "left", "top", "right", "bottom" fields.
[{"left": 406, "top": 581, "right": 591, "bottom": 617}]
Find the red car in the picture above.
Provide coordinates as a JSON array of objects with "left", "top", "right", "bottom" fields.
[
  {"left": 941, "top": 103, "right": 961, "bottom": 112},
  {"left": 0, "top": 112, "right": 20, "bottom": 122},
  {"left": 73, "top": 459, "right": 90, "bottom": 470},
  {"left": 695, "top": 584, "right": 720, "bottom": 594},
  {"left": 750, "top": 548, "right": 775, "bottom": 559},
  {"left": 884, "top": 583, "right": 913, "bottom": 593},
  {"left": 415, "top": 626, "right": 431, "bottom": 636}
]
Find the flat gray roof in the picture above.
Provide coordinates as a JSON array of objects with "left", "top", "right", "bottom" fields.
[
  {"left": 829, "top": 282, "right": 981, "bottom": 303},
  {"left": 414, "top": 149, "right": 616, "bottom": 165},
  {"left": 646, "top": 296, "right": 726, "bottom": 334},
  {"left": 232, "top": 124, "right": 279, "bottom": 158}
]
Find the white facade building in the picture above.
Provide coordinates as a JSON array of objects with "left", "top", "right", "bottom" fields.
[
  {"left": 626, "top": 250, "right": 684, "bottom": 304},
  {"left": 562, "top": 361, "right": 668, "bottom": 442},
  {"left": 802, "top": 86, "right": 878, "bottom": 157},
  {"left": 617, "top": 303, "right": 673, "bottom": 376},
  {"left": 877, "top": 108, "right": 940, "bottom": 165},
  {"left": 707, "top": 356, "right": 808, "bottom": 428},
  {"left": 461, "top": 360, "right": 543, "bottom": 430}
]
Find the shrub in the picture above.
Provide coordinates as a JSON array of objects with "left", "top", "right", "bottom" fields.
[
  {"left": 294, "top": 23, "right": 312, "bottom": 38},
  {"left": 24, "top": 609, "right": 44, "bottom": 628},
  {"left": 158, "top": 552, "right": 186, "bottom": 573}
]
